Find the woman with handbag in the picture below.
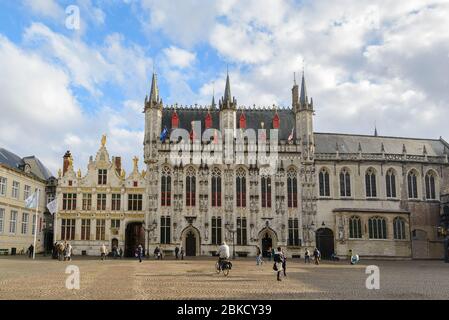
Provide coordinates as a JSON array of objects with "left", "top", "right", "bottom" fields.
[{"left": 273, "top": 247, "right": 284, "bottom": 281}]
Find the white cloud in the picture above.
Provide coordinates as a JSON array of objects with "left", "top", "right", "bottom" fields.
[
  {"left": 0, "top": 34, "right": 146, "bottom": 175},
  {"left": 23, "top": 0, "right": 64, "bottom": 19},
  {"left": 163, "top": 46, "right": 196, "bottom": 69}
]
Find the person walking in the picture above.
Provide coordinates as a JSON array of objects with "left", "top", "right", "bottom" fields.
[
  {"left": 273, "top": 247, "right": 285, "bottom": 281},
  {"left": 304, "top": 248, "right": 310, "bottom": 264},
  {"left": 175, "top": 246, "right": 179, "bottom": 260},
  {"left": 267, "top": 247, "right": 272, "bottom": 261},
  {"left": 27, "top": 244, "right": 34, "bottom": 258},
  {"left": 313, "top": 247, "right": 321, "bottom": 265},
  {"left": 282, "top": 248, "right": 287, "bottom": 277},
  {"left": 119, "top": 247, "right": 123, "bottom": 259},
  {"left": 136, "top": 244, "right": 144, "bottom": 263},
  {"left": 100, "top": 243, "right": 107, "bottom": 261},
  {"left": 180, "top": 246, "right": 185, "bottom": 260},
  {"left": 256, "top": 246, "right": 262, "bottom": 265}
]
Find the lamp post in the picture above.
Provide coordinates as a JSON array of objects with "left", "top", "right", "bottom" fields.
[
  {"left": 440, "top": 209, "right": 449, "bottom": 263},
  {"left": 225, "top": 222, "right": 236, "bottom": 260}
]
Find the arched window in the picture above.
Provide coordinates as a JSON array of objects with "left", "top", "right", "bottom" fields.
[
  {"left": 287, "top": 168, "right": 298, "bottom": 208},
  {"left": 211, "top": 168, "right": 222, "bottom": 207},
  {"left": 349, "top": 216, "right": 362, "bottom": 239},
  {"left": 393, "top": 217, "right": 406, "bottom": 240},
  {"left": 365, "top": 168, "right": 377, "bottom": 198},
  {"left": 386, "top": 169, "right": 397, "bottom": 198},
  {"left": 340, "top": 168, "right": 351, "bottom": 197},
  {"left": 261, "top": 176, "right": 272, "bottom": 208},
  {"left": 407, "top": 170, "right": 418, "bottom": 199},
  {"left": 319, "top": 168, "right": 330, "bottom": 197},
  {"left": 425, "top": 171, "right": 436, "bottom": 200},
  {"left": 236, "top": 168, "right": 246, "bottom": 207},
  {"left": 368, "top": 216, "right": 387, "bottom": 239},
  {"left": 161, "top": 166, "right": 171, "bottom": 206},
  {"left": 185, "top": 167, "right": 196, "bottom": 207}
]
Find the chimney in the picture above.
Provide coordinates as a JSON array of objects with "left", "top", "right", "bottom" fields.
[
  {"left": 115, "top": 157, "right": 122, "bottom": 175},
  {"left": 63, "top": 151, "right": 72, "bottom": 175}
]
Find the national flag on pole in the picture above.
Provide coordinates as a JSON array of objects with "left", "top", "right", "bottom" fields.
[
  {"left": 47, "top": 199, "right": 57, "bottom": 215},
  {"left": 288, "top": 127, "right": 294, "bottom": 141},
  {"left": 25, "top": 192, "right": 38, "bottom": 209},
  {"left": 160, "top": 126, "right": 169, "bottom": 142}
]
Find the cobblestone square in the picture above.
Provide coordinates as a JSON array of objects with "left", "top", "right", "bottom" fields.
[{"left": 1, "top": 256, "right": 448, "bottom": 300}]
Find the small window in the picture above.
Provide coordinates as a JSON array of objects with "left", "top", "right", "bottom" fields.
[
  {"left": 393, "top": 217, "right": 406, "bottom": 240},
  {"left": 319, "top": 168, "right": 330, "bottom": 197},
  {"left": 349, "top": 216, "right": 362, "bottom": 239},
  {"left": 368, "top": 216, "right": 387, "bottom": 239}
]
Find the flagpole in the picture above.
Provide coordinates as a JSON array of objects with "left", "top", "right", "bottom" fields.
[{"left": 32, "top": 189, "right": 39, "bottom": 260}]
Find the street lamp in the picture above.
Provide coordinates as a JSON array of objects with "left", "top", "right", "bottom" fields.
[
  {"left": 225, "top": 222, "right": 236, "bottom": 260},
  {"left": 440, "top": 208, "right": 449, "bottom": 263}
]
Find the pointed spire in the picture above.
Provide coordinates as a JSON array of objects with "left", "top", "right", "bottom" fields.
[
  {"left": 211, "top": 84, "right": 216, "bottom": 109},
  {"left": 224, "top": 68, "right": 231, "bottom": 103},
  {"left": 149, "top": 72, "right": 159, "bottom": 103},
  {"left": 299, "top": 71, "right": 308, "bottom": 106},
  {"left": 374, "top": 126, "right": 378, "bottom": 137}
]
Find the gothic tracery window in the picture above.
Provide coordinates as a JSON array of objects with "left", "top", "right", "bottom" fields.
[
  {"left": 161, "top": 166, "right": 171, "bottom": 206},
  {"left": 287, "top": 168, "right": 298, "bottom": 208},
  {"left": 185, "top": 167, "right": 196, "bottom": 207},
  {"left": 261, "top": 176, "right": 272, "bottom": 208},
  {"left": 425, "top": 171, "right": 436, "bottom": 200},
  {"left": 211, "top": 168, "right": 222, "bottom": 207},
  {"left": 236, "top": 168, "right": 246, "bottom": 207},
  {"left": 340, "top": 168, "right": 351, "bottom": 197},
  {"left": 365, "top": 168, "right": 377, "bottom": 198},
  {"left": 386, "top": 169, "right": 397, "bottom": 198},
  {"left": 319, "top": 168, "right": 330, "bottom": 197},
  {"left": 407, "top": 170, "right": 418, "bottom": 199},
  {"left": 349, "top": 216, "right": 362, "bottom": 239},
  {"left": 368, "top": 216, "right": 387, "bottom": 239},
  {"left": 393, "top": 217, "right": 406, "bottom": 240}
]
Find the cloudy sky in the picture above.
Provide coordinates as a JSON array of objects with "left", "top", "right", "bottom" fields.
[{"left": 0, "top": 0, "right": 448, "bottom": 175}]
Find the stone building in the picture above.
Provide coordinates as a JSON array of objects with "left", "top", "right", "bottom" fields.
[
  {"left": 55, "top": 141, "right": 147, "bottom": 256},
  {"left": 142, "top": 71, "right": 448, "bottom": 259},
  {"left": 0, "top": 148, "right": 52, "bottom": 255},
  {"left": 56, "top": 71, "right": 449, "bottom": 260}
]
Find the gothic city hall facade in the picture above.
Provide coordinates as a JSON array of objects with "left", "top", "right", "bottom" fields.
[{"left": 55, "top": 72, "right": 449, "bottom": 260}]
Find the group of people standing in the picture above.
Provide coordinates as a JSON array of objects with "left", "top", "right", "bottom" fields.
[{"left": 51, "top": 241, "right": 72, "bottom": 261}]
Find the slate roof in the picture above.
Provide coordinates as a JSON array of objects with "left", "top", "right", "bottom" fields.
[
  {"left": 161, "top": 108, "right": 296, "bottom": 140},
  {"left": 0, "top": 147, "right": 53, "bottom": 181},
  {"left": 314, "top": 133, "right": 449, "bottom": 156},
  {"left": 161, "top": 107, "right": 448, "bottom": 156}
]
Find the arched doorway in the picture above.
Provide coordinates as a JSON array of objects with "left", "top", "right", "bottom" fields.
[
  {"left": 316, "top": 228, "right": 334, "bottom": 259},
  {"left": 186, "top": 231, "right": 196, "bottom": 256},
  {"left": 258, "top": 227, "right": 278, "bottom": 257},
  {"left": 125, "top": 222, "right": 145, "bottom": 257},
  {"left": 181, "top": 226, "right": 201, "bottom": 257},
  {"left": 111, "top": 238, "right": 118, "bottom": 250}
]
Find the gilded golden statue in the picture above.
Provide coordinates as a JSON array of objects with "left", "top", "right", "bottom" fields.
[{"left": 101, "top": 134, "right": 107, "bottom": 147}]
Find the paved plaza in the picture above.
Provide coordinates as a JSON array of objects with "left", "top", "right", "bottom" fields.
[{"left": 0, "top": 256, "right": 448, "bottom": 300}]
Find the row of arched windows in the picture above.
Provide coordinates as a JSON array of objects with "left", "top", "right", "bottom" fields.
[
  {"left": 160, "top": 167, "right": 299, "bottom": 208},
  {"left": 319, "top": 167, "right": 438, "bottom": 200},
  {"left": 349, "top": 216, "right": 407, "bottom": 240}
]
